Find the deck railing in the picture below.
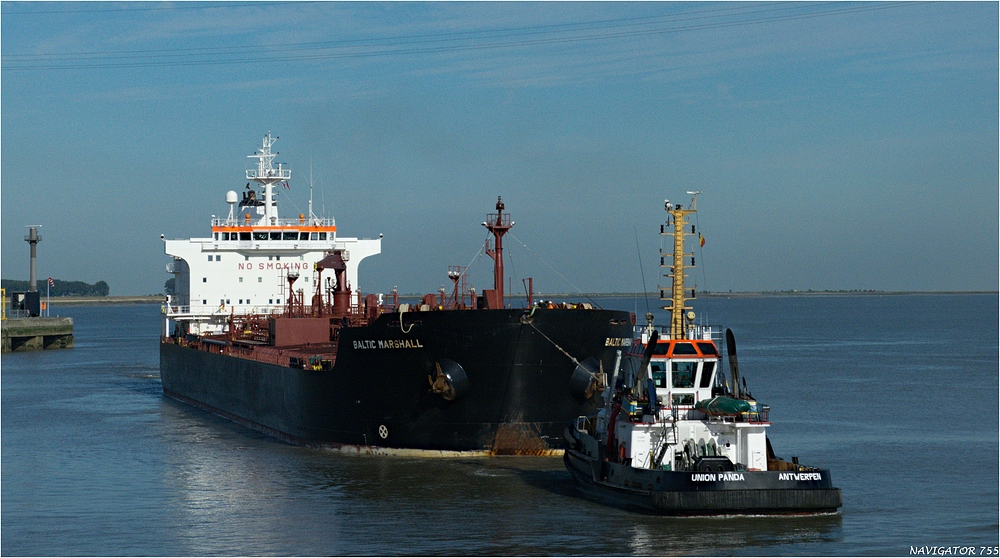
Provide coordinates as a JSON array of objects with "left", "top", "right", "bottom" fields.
[{"left": 211, "top": 217, "right": 335, "bottom": 228}]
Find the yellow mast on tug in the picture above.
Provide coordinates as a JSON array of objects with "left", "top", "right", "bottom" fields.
[{"left": 660, "top": 191, "right": 701, "bottom": 340}]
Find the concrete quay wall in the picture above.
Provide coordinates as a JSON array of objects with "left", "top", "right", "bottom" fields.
[{"left": 2, "top": 317, "right": 74, "bottom": 352}]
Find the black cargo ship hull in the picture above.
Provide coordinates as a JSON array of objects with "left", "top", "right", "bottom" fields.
[
  {"left": 564, "top": 446, "right": 842, "bottom": 515},
  {"left": 160, "top": 308, "right": 633, "bottom": 454}
]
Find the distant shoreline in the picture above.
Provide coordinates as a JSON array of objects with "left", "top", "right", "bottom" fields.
[
  {"left": 42, "top": 296, "right": 165, "bottom": 306},
  {"left": 34, "top": 290, "right": 998, "bottom": 307}
]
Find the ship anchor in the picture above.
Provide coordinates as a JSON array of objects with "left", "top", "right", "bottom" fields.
[
  {"left": 428, "top": 363, "right": 456, "bottom": 400},
  {"left": 427, "top": 359, "right": 470, "bottom": 402}
]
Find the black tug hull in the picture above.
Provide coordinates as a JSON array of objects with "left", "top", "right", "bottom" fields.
[
  {"left": 564, "top": 446, "right": 843, "bottom": 515},
  {"left": 160, "top": 307, "right": 634, "bottom": 454}
]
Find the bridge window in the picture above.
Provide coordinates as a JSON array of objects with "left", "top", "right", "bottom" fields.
[
  {"left": 240, "top": 232, "right": 251, "bottom": 241},
  {"left": 650, "top": 362, "right": 667, "bottom": 388},
  {"left": 673, "top": 342, "right": 698, "bottom": 355},
  {"left": 300, "top": 232, "right": 309, "bottom": 240},
  {"left": 270, "top": 232, "right": 281, "bottom": 240},
  {"left": 319, "top": 232, "right": 327, "bottom": 240},
  {"left": 253, "top": 232, "right": 268, "bottom": 241},
  {"left": 696, "top": 342, "right": 718, "bottom": 355},
  {"left": 699, "top": 361, "right": 716, "bottom": 388},
  {"left": 310, "top": 232, "right": 318, "bottom": 240},
  {"left": 672, "top": 361, "right": 696, "bottom": 388},
  {"left": 283, "top": 232, "right": 297, "bottom": 240}
]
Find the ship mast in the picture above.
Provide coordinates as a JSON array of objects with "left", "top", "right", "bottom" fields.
[
  {"left": 660, "top": 192, "right": 700, "bottom": 340},
  {"left": 246, "top": 133, "right": 291, "bottom": 225},
  {"left": 483, "top": 196, "right": 513, "bottom": 309}
]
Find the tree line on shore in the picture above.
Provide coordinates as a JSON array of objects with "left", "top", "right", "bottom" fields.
[{"left": 1, "top": 279, "right": 110, "bottom": 297}]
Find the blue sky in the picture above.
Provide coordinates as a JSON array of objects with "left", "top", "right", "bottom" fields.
[{"left": 2, "top": 2, "right": 997, "bottom": 296}]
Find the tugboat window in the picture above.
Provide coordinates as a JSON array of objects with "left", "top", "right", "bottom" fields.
[
  {"left": 672, "top": 361, "right": 696, "bottom": 388},
  {"left": 319, "top": 232, "right": 327, "bottom": 240},
  {"left": 300, "top": 232, "right": 309, "bottom": 240},
  {"left": 310, "top": 232, "right": 318, "bottom": 240},
  {"left": 696, "top": 342, "right": 718, "bottom": 355},
  {"left": 699, "top": 361, "right": 716, "bottom": 388},
  {"left": 253, "top": 232, "right": 268, "bottom": 241},
  {"left": 283, "top": 232, "right": 297, "bottom": 240},
  {"left": 653, "top": 343, "right": 670, "bottom": 355},
  {"left": 673, "top": 342, "right": 698, "bottom": 355},
  {"left": 240, "top": 232, "right": 251, "bottom": 241},
  {"left": 672, "top": 393, "right": 695, "bottom": 406},
  {"left": 651, "top": 362, "right": 668, "bottom": 388},
  {"left": 270, "top": 232, "right": 281, "bottom": 240}
]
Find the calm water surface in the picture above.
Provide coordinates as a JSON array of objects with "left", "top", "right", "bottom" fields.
[{"left": 2, "top": 295, "right": 997, "bottom": 556}]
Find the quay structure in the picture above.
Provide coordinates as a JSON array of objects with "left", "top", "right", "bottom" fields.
[
  {"left": 1, "top": 226, "right": 75, "bottom": 352},
  {"left": 1, "top": 290, "right": 74, "bottom": 351},
  {"left": 1, "top": 311, "right": 74, "bottom": 352}
]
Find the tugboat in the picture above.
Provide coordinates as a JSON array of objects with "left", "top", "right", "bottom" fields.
[
  {"left": 563, "top": 193, "right": 842, "bottom": 514},
  {"left": 160, "top": 134, "right": 636, "bottom": 455}
]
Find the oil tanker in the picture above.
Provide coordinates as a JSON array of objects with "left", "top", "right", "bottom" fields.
[{"left": 160, "top": 134, "right": 634, "bottom": 455}]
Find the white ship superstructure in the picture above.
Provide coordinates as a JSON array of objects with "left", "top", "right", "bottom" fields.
[{"left": 163, "top": 133, "right": 380, "bottom": 334}]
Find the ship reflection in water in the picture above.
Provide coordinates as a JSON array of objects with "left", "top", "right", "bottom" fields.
[{"left": 160, "top": 393, "right": 839, "bottom": 556}]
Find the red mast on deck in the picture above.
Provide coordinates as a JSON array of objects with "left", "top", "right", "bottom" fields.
[{"left": 483, "top": 197, "right": 513, "bottom": 309}]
